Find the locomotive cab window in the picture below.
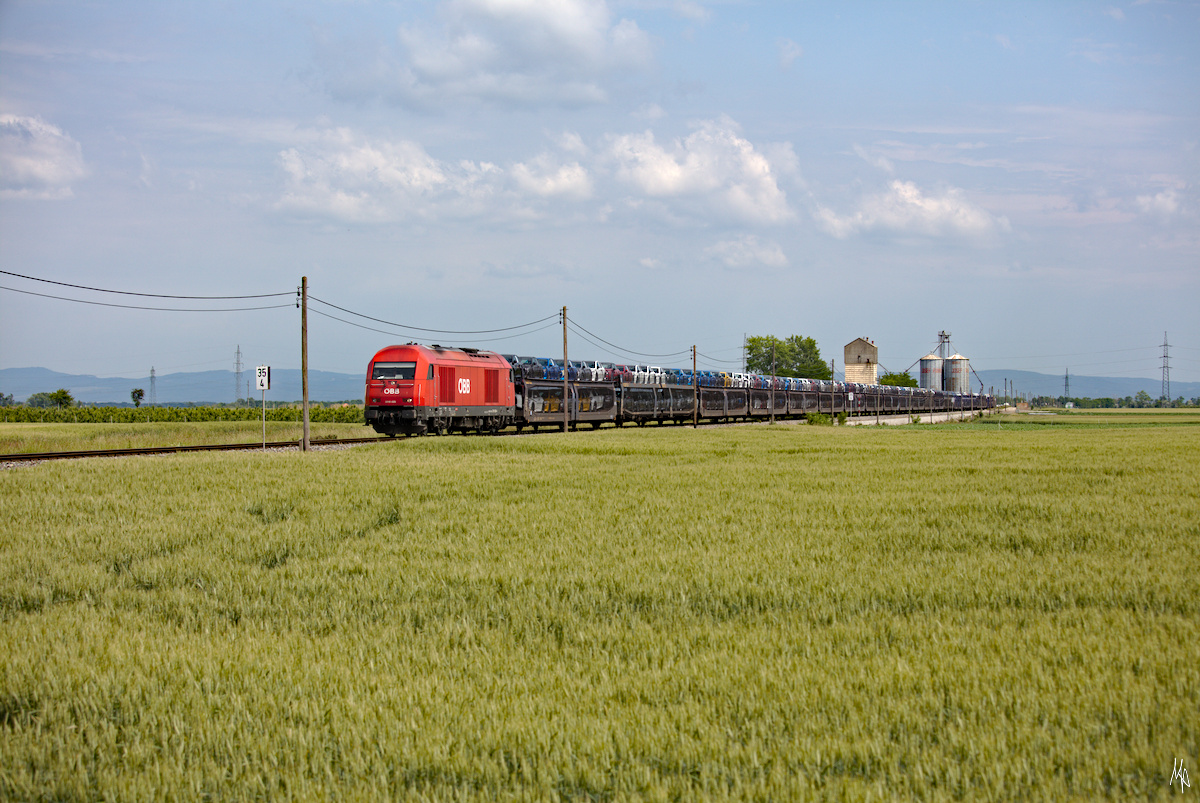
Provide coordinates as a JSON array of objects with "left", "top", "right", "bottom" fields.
[{"left": 372, "top": 362, "right": 416, "bottom": 380}]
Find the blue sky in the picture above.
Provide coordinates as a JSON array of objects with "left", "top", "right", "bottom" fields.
[{"left": 1, "top": 0, "right": 1197, "bottom": 388}]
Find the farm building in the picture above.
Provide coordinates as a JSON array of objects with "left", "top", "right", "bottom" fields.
[{"left": 844, "top": 337, "right": 878, "bottom": 384}]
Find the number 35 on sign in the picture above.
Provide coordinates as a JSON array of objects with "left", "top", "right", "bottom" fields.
[{"left": 256, "top": 366, "right": 271, "bottom": 391}]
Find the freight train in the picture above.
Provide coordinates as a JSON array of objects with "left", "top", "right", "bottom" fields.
[{"left": 364, "top": 343, "right": 994, "bottom": 437}]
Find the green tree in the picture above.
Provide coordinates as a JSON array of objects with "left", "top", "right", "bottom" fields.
[
  {"left": 48, "top": 388, "right": 75, "bottom": 409},
  {"left": 25, "top": 392, "right": 55, "bottom": 408},
  {"left": 879, "top": 371, "right": 918, "bottom": 387},
  {"left": 1134, "top": 390, "right": 1152, "bottom": 408},
  {"left": 745, "top": 335, "right": 831, "bottom": 379},
  {"left": 131, "top": 388, "right": 145, "bottom": 408},
  {"left": 0, "top": 391, "right": 13, "bottom": 407}
]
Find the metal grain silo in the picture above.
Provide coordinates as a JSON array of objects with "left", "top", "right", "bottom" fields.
[
  {"left": 918, "top": 354, "right": 943, "bottom": 390},
  {"left": 943, "top": 354, "right": 970, "bottom": 394}
]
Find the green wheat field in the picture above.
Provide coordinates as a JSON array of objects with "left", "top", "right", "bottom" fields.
[{"left": 2, "top": 411, "right": 1197, "bottom": 800}]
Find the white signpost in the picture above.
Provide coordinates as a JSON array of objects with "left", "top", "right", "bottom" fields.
[{"left": 256, "top": 366, "right": 271, "bottom": 449}]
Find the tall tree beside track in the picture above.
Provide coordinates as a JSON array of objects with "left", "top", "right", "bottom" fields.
[
  {"left": 745, "top": 335, "right": 832, "bottom": 379},
  {"left": 880, "top": 371, "right": 918, "bottom": 387}
]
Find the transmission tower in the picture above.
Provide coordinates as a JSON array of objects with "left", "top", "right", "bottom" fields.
[
  {"left": 1064, "top": 368, "right": 1069, "bottom": 399},
  {"left": 234, "top": 345, "right": 244, "bottom": 406},
  {"left": 1161, "top": 332, "right": 1170, "bottom": 403},
  {"left": 149, "top": 367, "right": 157, "bottom": 407}
]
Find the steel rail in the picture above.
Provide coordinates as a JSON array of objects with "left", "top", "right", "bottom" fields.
[{"left": 2, "top": 436, "right": 392, "bottom": 463}]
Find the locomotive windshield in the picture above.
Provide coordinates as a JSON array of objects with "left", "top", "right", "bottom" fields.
[{"left": 372, "top": 361, "right": 416, "bottom": 380}]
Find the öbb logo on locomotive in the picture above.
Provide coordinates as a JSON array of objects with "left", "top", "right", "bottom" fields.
[
  {"left": 457, "top": 378, "right": 471, "bottom": 395},
  {"left": 383, "top": 387, "right": 402, "bottom": 395}
]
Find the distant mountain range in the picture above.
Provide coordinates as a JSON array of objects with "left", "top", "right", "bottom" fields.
[
  {"left": 971, "top": 370, "right": 1198, "bottom": 401},
  {"left": 1, "top": 366, "right": 1196, "bottom": 405},
  {"left": 0, "top": 367, "right": 363, "bottom": 405}
]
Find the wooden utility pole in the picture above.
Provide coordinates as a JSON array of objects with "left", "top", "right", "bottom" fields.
[
  {"left": 830, "top": 359, "right": 836, "bottom": 423},
  {"left": 301, "top": 275, "right": 310, "bottom": 451},
  {"left": 692, "top": 345, "right": 698, "bottom": 428},
  {"left": 561, "top": 306, "right": 569, "bottom": 433},
  {"left": 770, "top": 341, "right": 776, "bottom": 424}
]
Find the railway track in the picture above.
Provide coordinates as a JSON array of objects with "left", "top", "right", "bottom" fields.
[
  {"left": 1, "top": 436, "right": 393, "bottom": 464},
  {"left": 3, "top": 409, "right": 994, "bottom": 465},
  {"left": 0, "top": 423, "right": 681, "bottom": 464}
]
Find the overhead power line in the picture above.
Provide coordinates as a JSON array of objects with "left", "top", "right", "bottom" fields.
[
  {"left": 561, "top": 325, "right": 627, "bottom": 360},
  {"left": 308, "top": 295, "right": 557, "bottom": 335},
  {"left": 308, "top": 307, "right": 560, "bottom": 344},
  {"left": 696, "top": 351, "right": 743, "bottom": 365},
  {"left": 566, "top": 319, "right": 690, "bottom": 359},
  {"left": 0, "top": 284, "right": 294, "bottom": 313},
  {"left": 0, "top": 269, "right": 291, "bottom": 299}
]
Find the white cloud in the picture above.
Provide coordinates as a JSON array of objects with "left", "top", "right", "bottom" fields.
[
  {"left": 1136, "top": 189, "right": 1179, "bottom": 217},
  {"left": 868, "top": 137, "right": 1076, "bottom": 180},
  {"left": 325, "top": 0, "right": 653, "bottom": 108},
  {"left": 512, "top": 154, "right": 593, "bottom": 198},
  {"left": 1103, "top": 7, "right": 1125, "bottom": 21},
  {"left": 706, "top": 235, "right": 788, "bottom": 269},
  {"left": 853, "top": 143, "right": 893, "bottom": 174},
  {"left": 778, "top": 38, "right": 802, "bottom": 68},
  {"left": 0, "top": 41, "right": 147, "bottom": 64},
  {"left": 0, "top": 114, "right": 87, "bottom": 199},
  {"left": 1069, "top": 39, "right": 1128, "bottom": 65},
  {"left": 994, "top": 34, "right": 1013, "bottom": 50},
  {"left": 621, "top": 1, "right": 710, "bottom": 22},
  {"left": 634, "top": 102, "right": 667, "bottom": 120},
  {"left": 273, "top": 118, "right": 796, "bottom": 227},
  {"left": 556, "top": 131, "right": 590, "bottom": 155},
  {"left": 138, "top": 153, "right": 156, "bottom": 189},
  {"left": 668, "top": 1, "right": 710, "bottom": 22},
  {"left": 274, "top": 127, "right": 606, "bottom": 222},
  {"left": 275, "top": 129, "right": 489, "bottom": 222},
  {"left": 606, "top": 117, "right": 793, "bottom": 223},
  {"left": 816, "top": 180, "right": 1009, "bottom": 239}
]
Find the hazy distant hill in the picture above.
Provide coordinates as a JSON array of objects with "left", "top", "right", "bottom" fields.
[
  {"left": 2, "top": 366, "right": 1196, "bottom": 405},
  {"left": 0, "top": 367, "right": 363, "bottom": 404},
  {"left": 973, "top": 370, "right": 1198, "bottom": 401}
]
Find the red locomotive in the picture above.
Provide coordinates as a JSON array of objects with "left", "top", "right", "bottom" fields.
[{"left": 364, "top": 344, "right": 516, "bottom": 436}]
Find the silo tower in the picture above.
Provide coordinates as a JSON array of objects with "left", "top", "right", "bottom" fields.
[
  {"left": 944, "top": 354, "right": 970, "bottom": 393},
  {"left": 919, "top": 353, "right": 943, "bottom": 390}
]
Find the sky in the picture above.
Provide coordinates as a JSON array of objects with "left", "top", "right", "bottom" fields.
[{"left": 1, "top": 0, "right": 1198, "bottom": 389}]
